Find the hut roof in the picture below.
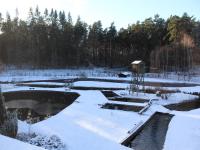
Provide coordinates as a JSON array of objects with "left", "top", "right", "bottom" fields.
[{"left": 131, "top": 60, "right": 143, "bottom": 65}]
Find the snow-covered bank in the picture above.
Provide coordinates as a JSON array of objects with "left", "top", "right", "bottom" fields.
[
  {"left": 114, "top": 90, "right": 199, "bottom": 105},
  {"left": 180, "top": 86, "right": 200, "bottom": 93},
  {"left": 163, "top": 109, "right": 200, "bottom": 150}
]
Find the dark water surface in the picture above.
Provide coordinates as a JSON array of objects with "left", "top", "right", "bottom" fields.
[
  {"left": 101, "top": 91, "right": 148, "bottom": 103},
  {"left": 3, "top": 90, "right": 79, "bottom": 123},
  {"left": 165, "top": 99, "right": 200, "bottom": 111},
  {"left": 101, "top": 103, "right": 143, "bottom": 112},
  {"left": 122, "top": 113, "right": 173, "bottom": 150}
]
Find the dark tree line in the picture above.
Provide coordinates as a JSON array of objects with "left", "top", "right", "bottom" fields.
[
  {"left": 0, "top": 7, "right": 200, "bottom": 70},
  {"left": 150, "top": 13, "right": 200, "bottom": 73}
]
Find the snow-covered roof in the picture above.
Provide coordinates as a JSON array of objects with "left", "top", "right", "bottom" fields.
[{"left": 131, "top": 60, "right": 143, "bottom": 65}]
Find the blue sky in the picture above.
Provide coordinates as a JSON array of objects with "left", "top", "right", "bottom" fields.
[{"left": 0, "top": 0, "right": 199, "bottom": 29}]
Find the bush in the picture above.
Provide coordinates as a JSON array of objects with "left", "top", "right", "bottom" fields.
[{"left": 17, "top": 133, "right": 66, "bottom": 150}]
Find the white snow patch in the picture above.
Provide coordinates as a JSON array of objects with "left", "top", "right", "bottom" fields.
[
  {"left": 22, "top": 82, "right": 65, "bottom": 86},
  {"left": 73, "top": 81, "right": 129, "bottom": 88},
  {"left": 180, "top": 86, "right": 200, "bottom": 93}
]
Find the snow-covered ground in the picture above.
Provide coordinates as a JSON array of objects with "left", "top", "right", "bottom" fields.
[
  {"left": 73, "top": 81, "right": 129, "bottom": 89},
  {"left": 180, "top": 86, "right": 200, "bottom": 93},
  {"left": 0, "top": 68, "right": 200, "bottom": 150},
  {"left": 21, "top": 82, "right": 65, "bottom": 86},
  {"left": 0, "top": 68, "right": 117, "bottom": 82},
  {"left": 1, "top": 68, "right": 200, "bottom": 84},
  {"left": 9, "top": 87, "right": 149, "bottom": 150},
  {"left": 163, "top": 109, "right": 200, "bottom": 150},
  {"left": 0, "top": 134, "right": 45, "bottom": 150}
]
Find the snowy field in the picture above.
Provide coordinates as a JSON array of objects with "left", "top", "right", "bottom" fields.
[
  {"left": 0, "top": 68, "right": 200, "bottom": 150},
  {"left": 1, "top": 67, "right": 200, "bottom": 83}
]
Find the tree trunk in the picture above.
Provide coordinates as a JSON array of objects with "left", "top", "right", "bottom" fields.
[{"left": 0, "top": 88, "right": 7, "bottom": 125}]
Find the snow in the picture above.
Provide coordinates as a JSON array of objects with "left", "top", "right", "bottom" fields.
[
  {"left": 0, "top": 134, "right": 45, "bottom": 150},
  {"left": 1, "top": 68, "right": 200, "bottom": 150},
  {"left": 131, "top": 60, "right": 142, "bottom": 64},
  {"left": 105, "top": 101, "right": 147, "bottom": 107},
  {"left": 2, "top": 86, "right": 67, "bottom": 93},
  {"left": 0, "top": 68, "right": 118, "bottom": 82},
  {"left": 73, "top": 81, "right": 129, "bottom": 89},
  {"left": 180, "top": 86, "right": 200, "bottom": 93},
  {"left": 8, "top": 86, "right": 196, "bottom": 150},
  {"left": 163, "top": 109, "right": 200, "bottom": 150},
  {"left": 18, "top": 121, "right": 30, "bottom": 133},
  {"left": 119, "top": 72, "right": 131, "bottom": 76},
  {"left": 27, "top": 90, "right": 148, "bottom": 150},
  {"left": 1, "top": 86, "right": 149, "bottom": 150},
  {"left": 114, "top": 90, "right": 199, "bottom": 105},
  {"left": 21, "top": 82, "right": 65, "bottom": 86}
]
